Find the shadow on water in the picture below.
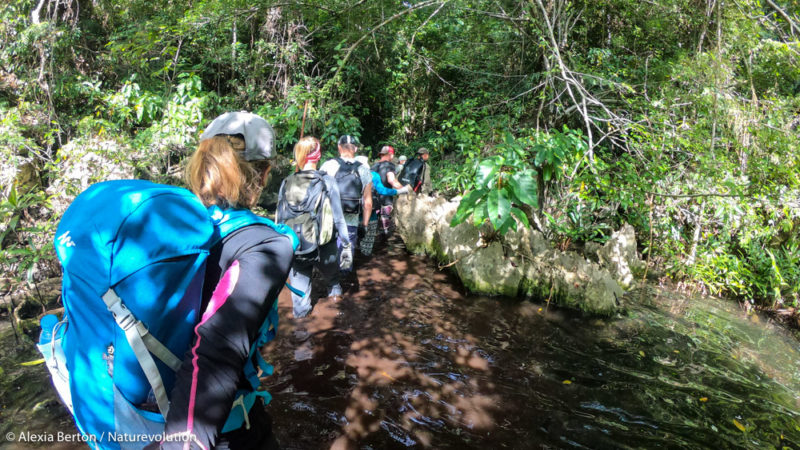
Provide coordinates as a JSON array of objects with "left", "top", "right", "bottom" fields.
[
  {"left": 3, "top": 232, "right": 800, "bottom": 449},
  {"left": 265, "top": 235, "right": 800, "bottom": 449}
]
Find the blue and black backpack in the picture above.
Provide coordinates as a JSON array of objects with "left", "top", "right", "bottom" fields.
[{"left": 38, "top": 179, "right": 298, "bottom": 449}]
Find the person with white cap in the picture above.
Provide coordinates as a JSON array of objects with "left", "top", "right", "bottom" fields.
[
  {"left": 396, "top": 154, "right": 408, "bottom": 173},
  {"left": 320, "top": 135, "right": 373, "bottom": 272},
  {"left": 154, "top": 111, "right": 291, "bottom": 450}
]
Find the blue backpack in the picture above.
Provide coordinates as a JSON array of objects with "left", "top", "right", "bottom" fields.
[{"left": 38, "top": 180, "right": 298, "bottom": 449}]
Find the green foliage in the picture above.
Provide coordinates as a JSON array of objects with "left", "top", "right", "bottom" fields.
[
  {"left": 450, "top": 132, "right": 543, "bottom": 233},
  {"left": 0, "top": 184, "right": 57, "bottom": 288},
  {"left": 1, "top": 0, "right": 799, "bottom": 311}
]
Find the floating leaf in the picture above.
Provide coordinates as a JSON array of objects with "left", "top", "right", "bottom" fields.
[
  {"left": 20, "top": 359, "right": 45, "bottom": 366},
  {"left": 673, "top": 350, "right": 680, "bottom": 354},
  {"left": 562, "top": 380, "right": 572, "bottom": 384},
  {"left": 699, "top": 397, "right": 708, "bottom": 402},
  {"left": 639, "top": 351, "right": 645, "bottom": 357},
  {"left": 733, "top": 419, "right": 746, "bottom": 432}
]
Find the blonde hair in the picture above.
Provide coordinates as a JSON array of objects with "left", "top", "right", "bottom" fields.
[
  {"left": 185, "top": 136, "right": 265, "bottom": 208},
  {"left": 294, "top": 136, "right": 320, "bottom": 172}
]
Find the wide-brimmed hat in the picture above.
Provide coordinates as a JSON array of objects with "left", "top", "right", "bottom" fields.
[{"left": 200, "top": 111, "right": 275, "bottom": 161}]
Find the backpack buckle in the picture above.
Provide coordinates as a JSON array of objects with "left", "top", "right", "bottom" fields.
[{"left": 102, "top": 289, "right": 136, "bottom": 331}]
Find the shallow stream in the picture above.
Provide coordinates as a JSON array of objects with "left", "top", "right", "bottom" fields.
[
  {"left": 265, "top": 238, "right": 800, "bottom": 449},
  {"left": 2, "top": 237, "right": 799, "bottom": 449}
]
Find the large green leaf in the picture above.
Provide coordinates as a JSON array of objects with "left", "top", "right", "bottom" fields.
[
  {"left": 497, "top": 215, "right": 515, "bottom": 235},
  {"left": 450, "top": 189, "right": 487, "bottom": 227},
  {"left": 487, "top": 189, "right": 511, "bottom": 230},
  {"left": 472, "top": 201, "right": 488, "bottom": 227},
  {"left": 509, "top": 171, "right": 538, "bottom": 207},
  {"left": 476, "top": 156, "right": 502, "bottom": 188},
  {"left": 511, "top": 207, "right": 530, "bottom": 227}
]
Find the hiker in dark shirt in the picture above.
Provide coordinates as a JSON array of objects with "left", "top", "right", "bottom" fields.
[
  {"left": 371, "top": 145, "right": 406, "bottom": 236},
  {"left": 156, "top": 128, "right": 293, "bottom": 449}
]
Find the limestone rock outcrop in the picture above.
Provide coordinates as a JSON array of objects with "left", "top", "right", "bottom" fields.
[{"left": 394, "top": 194, "right": 642, "bottom": 315}]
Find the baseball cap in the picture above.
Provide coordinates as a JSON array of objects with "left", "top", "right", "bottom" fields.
[
  {"left": 338, "top": 135, "right": 360, "bottom": 146},
  {"left": 379, "top": 145, "right": 395, "bottom": 156},
  {"left": 398, "top": 155, "right": 408, "bottom": 162},
  {"left": 200, "top": 111, "right": 275, "bottom": 161}
]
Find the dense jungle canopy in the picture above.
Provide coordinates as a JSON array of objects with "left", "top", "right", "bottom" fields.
[{"left": 2, "top": 0, "right": 800, "bottom": 313}]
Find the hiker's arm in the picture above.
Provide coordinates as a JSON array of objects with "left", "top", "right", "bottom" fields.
[
  {"left": 160, "top": 230, "right": 293, "bottom": 450},
  {"left": 362, "top": 181, "right": 372, "bottom": 227},
  {"left": 372, "top": 172, "right": 398, "bottom": 196},
  {"left": 386, "top": 171, "right": 404, "bottom": 189},
  {"left": 325, "top": 176, "right": 351, "bottom": 245}
]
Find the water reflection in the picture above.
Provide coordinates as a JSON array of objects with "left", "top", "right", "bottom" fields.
[{"left": 263, "top": 241, "right": 800, "bottom": 449}]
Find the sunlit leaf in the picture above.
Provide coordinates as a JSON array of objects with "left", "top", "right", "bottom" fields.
[
  {"left": 563, "top": 380, "right": 572, "bottom": 384},
  {"left": 699, "top": 397, "right": 708, "bottom": 402},
  {"left": 20, "top": 359, "right": 45, "bottom": 366},
  {"left": 450, "top": 189, "right": 486, "bottom": 227},
  {"left": 511, "top": 207, "right": 529, "bottom": 227},
  {"left": 639, "top": 351, "right": 645, "bottom": 357},
  {"left": 733, "top": 419, "right": 746, "bottom": 432},
  {"left": 487, "top": 189, "right": 511, "bottom": 230},
  {"left": 476, "top": 156, "right": 502, "bottom": 188},
  {"left": 509, "top": 171, "right": 538, "bottom": 206},
  {"left": 472, "top": 201, "right": 488, "bottom": 226}
]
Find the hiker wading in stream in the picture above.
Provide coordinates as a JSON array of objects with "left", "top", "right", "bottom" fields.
[
  {"left": 371, "top": 145, "right": 406, "bottom": 236},
  {"left": 277, "top": 136, "right": 352, "bottom": 314},
  {"left": 161, "top": 116, "right": 295, "bottom": 449},
  {"left": 355, "top": 155, "right": 410, "bottom": 256},
  {"left": 320, "top": 135, "right": 373, "bottom": 277}
]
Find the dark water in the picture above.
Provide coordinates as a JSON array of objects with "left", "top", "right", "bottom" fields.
[
  {"left": 2, "top": 237, "right": 800, "bottom": 449},
  {"left": 265, "top": 238, "right": 800, "bottom": 449}
]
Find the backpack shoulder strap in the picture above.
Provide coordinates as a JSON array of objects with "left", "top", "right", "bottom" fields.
[
  {"left": 335, "top": 157, "right": 357, "bottom": 173},
  {"left": 209, "top": 206, "right": 300, "bottom": 252}
]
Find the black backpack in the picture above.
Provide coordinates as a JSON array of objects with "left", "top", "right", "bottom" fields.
[
  {"left": 398, "top": 157, "right": 424, "bottom": 191},
  {"left": 276, "top": 171, "right": 335, "bottom": 257},
  {"left": 334, "top": 157, "right": 364, "bottom": 214},
  {"left": 371, "top": 161, "right": 396, "bottom": 206}
]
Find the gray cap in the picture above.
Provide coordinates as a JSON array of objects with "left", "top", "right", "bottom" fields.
[
  {"left": 417, "top": 147, "right": 429, "bottom": 155},
  {"left": 398, "top": 155, "right": 408, "bottom": 162},
  {"left": 200, "top": 111, "right": 276, "bottom": 161}
]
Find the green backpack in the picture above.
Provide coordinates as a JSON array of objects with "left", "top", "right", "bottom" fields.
[{"left": 276, "top": 170, "right": 334, "bottom": 258}]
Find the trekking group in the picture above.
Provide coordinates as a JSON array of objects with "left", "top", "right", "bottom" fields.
[{"left": 38, "top": 111, "right": 432, "bottom": 449}]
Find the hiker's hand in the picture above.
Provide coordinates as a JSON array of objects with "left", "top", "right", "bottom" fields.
[
  {"left": 397, "top": 186, "right": 410, "bottom": 195},
  {"left": 340, "top": 244, "right": 353, "bottom": 270}
]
